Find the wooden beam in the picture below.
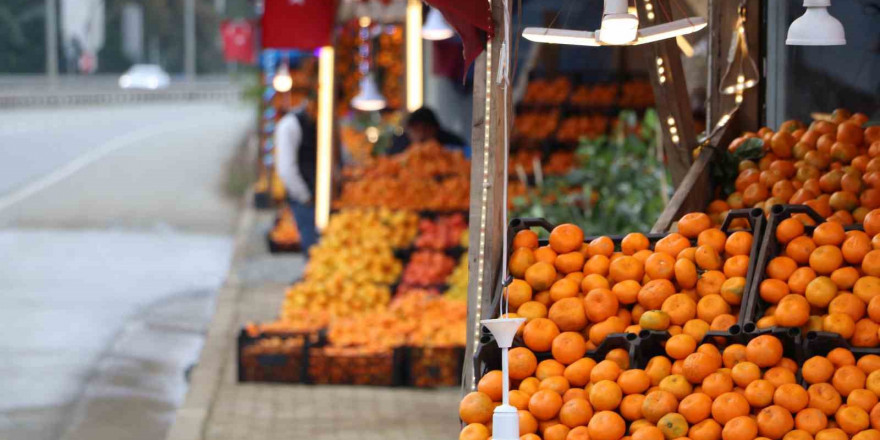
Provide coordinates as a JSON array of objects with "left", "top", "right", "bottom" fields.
[
  {"left": 463, "top": 0, "right": 511, "bottom": 393},
  {"left": 635, "top": 0, "right": 699, "bottom": 188},
  {"left": 652, "top": 123, "right": 732, "bottom": 232}
]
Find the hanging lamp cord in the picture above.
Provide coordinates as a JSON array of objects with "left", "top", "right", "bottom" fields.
[{"left": 498, "top": 0, "right": 513, "bottom": 318}]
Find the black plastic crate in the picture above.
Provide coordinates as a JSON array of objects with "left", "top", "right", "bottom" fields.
[
  {"left": 407, "top": 346, "right": 465, "bottom": 388},
  {"left": 237, "top": 328, "right": 314, "bottom": 383},
  {"left": 306, "top": 346, "right": 407, "bottom": 386},
  {"left": 802, "top": 330, "right": 880, "bottom": 361},
  {"left": 741, "top": 204, "right": 865, "bottom": 330}
]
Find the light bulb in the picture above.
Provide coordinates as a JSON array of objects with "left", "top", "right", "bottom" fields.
[
  {"left": 272, "top": 63, "right": 293, "bottom": 93},
  {"left": 597, "top": 14, "right": 639, "bottom": 45}
]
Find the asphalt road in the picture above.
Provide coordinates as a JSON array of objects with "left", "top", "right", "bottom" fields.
[{"left": 0, "top": 102, "right": 254, "bottom": 440}]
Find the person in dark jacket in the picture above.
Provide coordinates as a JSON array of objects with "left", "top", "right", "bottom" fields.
[
  {"left": 274, "top": 101, "right": 319, "bottom": 253},
  {"left": 390, "top": 107, "right": 470, "bottom": 157}
]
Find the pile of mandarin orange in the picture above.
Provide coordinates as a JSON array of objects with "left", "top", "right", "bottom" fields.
[
  {"left": 461, "top": 207, "right": 880, "bottom": 440},
  {"left": 756, "top": 210, "right": 880, "bottom": 344},
  {"left": 504, "top": 212, "right": 754, "bottom": 352},
  {"left": 707, "top": 109, "right": 880, "bottom": 226},
  {"left": 463, "top": 333, "right": 880, "bottom": 440}
]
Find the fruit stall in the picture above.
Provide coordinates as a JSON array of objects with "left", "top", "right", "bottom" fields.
[
  {"left": 459, "top": 0, "right": 880, "bottom": 439},
  {"left": 240, "top": 142, "right": 471, "bottom": 387}
]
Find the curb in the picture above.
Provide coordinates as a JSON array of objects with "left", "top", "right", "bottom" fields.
[{"left": 164, "top": 190, "right": 257, "bottom": 440}]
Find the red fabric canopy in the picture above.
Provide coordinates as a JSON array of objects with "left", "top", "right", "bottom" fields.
[
  {"left": 261, "top": 0, "right": 337, "bottom": 50},
  {"left": 424, "top": 0, "right": 494, "bottom": 71}
]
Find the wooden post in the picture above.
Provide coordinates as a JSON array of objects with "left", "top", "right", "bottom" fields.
[
  {"left": 651, "top": 0, "right": 764, "bottom": 232},
  {"left": 463, "top": 0, "right": 511, "bottom": 393},
  {"left": 634, "top": 0, "right": 698, "bottom": 188}
]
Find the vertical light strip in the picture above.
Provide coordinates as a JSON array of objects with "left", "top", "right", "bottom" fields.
[
  {"left": 667, "top": 116, "right": 680, "bottom": 144},
  {"left": 471, "top": 26, "right": 493, "bottom": 391},
  {"left": 656, "top": 56, "right": 667, "bottom": 84},
  {"left": 644, "top": 0, "right": 656, "bottom": 21},
  {"left": 315, "top": 46, "right": 335, "bottom": 231},
  {"left": 406, "top": 0, "right": 424, "bottom": 111}
]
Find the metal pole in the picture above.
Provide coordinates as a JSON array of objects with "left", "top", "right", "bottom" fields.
[
  {"left": 45, "top": 0, "right": 59, "bottom": 87},
  {"left": 184, "top": 0, "right": 196, "bottom": 81}
]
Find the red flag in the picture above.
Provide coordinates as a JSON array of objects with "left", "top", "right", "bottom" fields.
[
  {"left": 424, "top": 0, "right": 494, "bottom": 71},
  {"left": 220, "top": 20, "right": 256, "bottom": 63},
  {"left": 261, "top": 0, "right": 337, "bottom": 50}
]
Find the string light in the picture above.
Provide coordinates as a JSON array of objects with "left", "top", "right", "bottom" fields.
[
  {"left": 656, "top": 56, "right": 667, "bottom": 84},
  {"left": 471, "top": 32, "right": 494, "bottom": 391},
  {"left": 667, "top": 116, "right": 680, "bottom": 144},
  {"left": 644, "top": 0, "right": 655, "bottom": 21}
]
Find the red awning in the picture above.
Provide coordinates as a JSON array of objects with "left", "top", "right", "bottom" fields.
[
  {"left": 261, "top": 0, "right": 337, "bottom": 50},
  {"left": 424, "top": 0, "right": 494, "bottom": 71}
]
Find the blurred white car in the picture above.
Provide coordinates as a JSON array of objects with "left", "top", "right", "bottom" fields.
[{"left": 118, "top": 65, "right": 171, "bottom": 90}]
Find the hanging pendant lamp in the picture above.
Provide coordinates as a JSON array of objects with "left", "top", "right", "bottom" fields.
[
  {"left": 421, "top": 8, "right": 455, "bottom": 41},
  {"left": 719, "top": 7, "right": 759, "bottom": 98},
  {"left": 351, "top": 75, "right": 387, "bottom": 111},
  {"left": 350, "top": 11, "right": 387, "bottom": 112},
  {"left": 522, "top": 0, "right": 706, "bottom": 47},
  {"left": 787, "top": 0, "right": 845, "bottom": 46}
]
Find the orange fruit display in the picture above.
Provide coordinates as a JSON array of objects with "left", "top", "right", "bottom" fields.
[
  {"left": 755, "top": 209, "right": 880, "bottom": 347},
  {"left": 461, "top": 116, "right": 880, "bottom": 439},
  {"left": 466, "top": 328, "right": 880, "bottom": 439},
  {"left": 711, "top": 111, "right": 880, "bottom": 227}
]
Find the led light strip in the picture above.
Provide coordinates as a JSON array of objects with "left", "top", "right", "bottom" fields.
[
  {"left": 406, "top": 0, "right": 424, "bottom": 111},
  {"left": 470, "top": 13, "right": 494, "bottom": 391},
  {"left": 667, "top": 116, "right": 680, "bottom": 144},
  {"left": 655, "top": 56, "right": 667, "bottom": 84},
  {"left": 644, "top": 0, "right": 656, "bottom": 22},
  {"left": 315, "top": 46, "right": 335, "bottom": 230}
]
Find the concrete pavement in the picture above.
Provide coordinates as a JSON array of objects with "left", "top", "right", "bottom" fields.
[
  {"left": 0, "top": 102, "right": 253, "bottom": 440},
  {"left": 165, "top": 209, "right": 461, "bottom": 440}
]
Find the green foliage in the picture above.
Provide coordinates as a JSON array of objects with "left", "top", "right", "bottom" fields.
[
  {"left": 0, "top": 2, "right": 51, "bottom": 73},
  {"left": 712, "top": 137, "right": 764, "bottom": 198},
  {"left": 511, "top": 109, "right": 671, "bottom": 235},
  {"left": 1, "top": 0, "right": 229, "bottom": 74}
]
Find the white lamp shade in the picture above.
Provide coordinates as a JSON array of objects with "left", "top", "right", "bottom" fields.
[
  {"left": 351, "top": 75, "right": 386, "bottom": 111},
  {"left": 481, "top": 318, "right": 526, "bottom": 348},
  {"left": 786, "top": 1, "right": 845, "bottom": 46},
  {"left": 422, "top": 8, "right": 455, "bottom": 41},
  {"left": 272, "top": 64, "right": 293, "bottom": 93}
]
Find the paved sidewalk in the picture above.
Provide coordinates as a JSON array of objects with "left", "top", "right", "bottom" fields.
[{"left": 166, "top": 206, "right": 461, "bottom": 440}]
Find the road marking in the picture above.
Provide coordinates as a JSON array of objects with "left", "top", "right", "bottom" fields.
[{"left": 0, "top": 123, "right": 194, "bottom": 212}]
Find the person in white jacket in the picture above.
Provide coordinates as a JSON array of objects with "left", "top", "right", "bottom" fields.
[{"left": 274, "top": 101, "right": 318, "bottom": 252}]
